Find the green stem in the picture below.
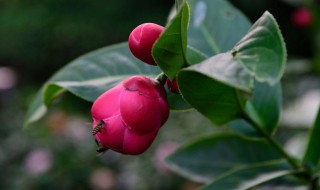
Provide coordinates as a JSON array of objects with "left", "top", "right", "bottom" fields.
[
  {"left": 242, "top": 113, "right": 301, "bottom": 170},
  {"left": 155, "top": 72, "right": 167, "bottom": 86}
]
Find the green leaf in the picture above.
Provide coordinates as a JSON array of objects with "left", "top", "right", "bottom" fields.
[
  {"left": 43, "top": 84, "right": 65, "bottom": 105},
  {"left": 245, "top": 82, "right": 282, "bottom": 135},
  {"left": 25, "top": 43, "right": 178, "bottom": 127},
  {"left": 187, "top": 0, "right": 251, "bottom": 56},
  {"left": 24, "top": 92, "right": 47, "bottom": 127},
  {"left": 177, "top": 11, "right": 286, "bottom": 126},
  {"left": 152, "top": 2, "right": 190, "bottom": 80},
  {"left": 181, "top": 52, "right": 254, "bottom": 92},
  {"left": 233, "top": 11, "right": 287, "bottom": 84},
  {"left": 180, "top": 10, "right": 287, "bottom": 92},
  {"left": 177, "top": 71, "right": 244, "bottom": 125},
  {"left": 202, "top": 160, "right": 295, "bottom": 190},
  {"left": 166, "top": 133, "right": 286, "bottom": 182},
  {"left": 303, "top": 106, "right": 320, "bottom": 171}
]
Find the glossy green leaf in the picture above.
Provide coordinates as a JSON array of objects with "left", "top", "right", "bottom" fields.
[
  {"left": 24, "top": 92, "right": 47, "bottom": 127},
  {"left": 180, "top": 11, "right": 287, "bottom": 92},
  {"left": 177, "top": 11, "right": 286, "bottom": 126},
  {"left": 303, "top": 106, "right": 320, "bottom": 171},
  {"left": 187, "top": 0, "right": 251, "bottom": 56},
  {"left": 202, "top": 160, "right": 295, "bottom": 190},
  {"left": 245, "top": 82, "right": 282, "bottom": 135},
  {"left": 233, "top": 11, "right": 287, "bottom": 84},
  {"left": 25, "top": 43, "right": 189, "bottom": 127},
  {"left": 166, "top": 133, "right": 286, "bottom": 182},
  {"left": 177, "top": 71, "right": 244, "bottom": 125},
  {"left": 181, "top": 52, "right": 254, "bottom": 92},
  {"left": 152, "top": 3, "right": 189, "bottom": 80}
]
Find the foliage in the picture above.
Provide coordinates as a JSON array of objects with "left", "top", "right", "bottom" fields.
[{"left": 24, "top": 0, "right": 320, "bottom": 189}]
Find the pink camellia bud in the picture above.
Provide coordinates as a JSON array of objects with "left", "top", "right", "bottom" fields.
[
  {"left": 128, "top": 23, "right": 165, "bottom": 65},
  {"left": 292, "top": 8, "right": 313, "bottom": 28},
  {"left": 166, "top": 77, "right": 180, "bottom": 94},
  {"left": 91, "top": 76, "right": 169, "bottom": 155}
]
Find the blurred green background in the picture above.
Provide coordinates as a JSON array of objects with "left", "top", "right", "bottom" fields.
[{"left": 0, "top": 0, "right": 319, "bottom": 189}]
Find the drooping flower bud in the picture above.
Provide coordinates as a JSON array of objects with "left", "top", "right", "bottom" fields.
[
  {"left": 91, "top": 76, "right": 169, "bottom": 155},
  {"left": 128, "top": 23, "right": 165, "bottom": 65}
]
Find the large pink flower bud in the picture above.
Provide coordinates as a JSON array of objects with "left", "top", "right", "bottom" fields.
[
  {"left": 91, "top": 76, "right": 169, "bottom": 155},
  {"left": 128, "top": 23, "right": 165, "bottom": 65}
]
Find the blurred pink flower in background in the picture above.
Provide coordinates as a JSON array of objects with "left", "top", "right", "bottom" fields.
[
  {"left": 23, "top": 149, "right": 52, "bottom": 177},
  {"left": 64, "top": 117, "right": 90, "bottom": 143},
  {"left": 292, "top": 8, "right": 313, "bottom": 28},
  {"left": 0, "top": 67, "right": 18, "bottom": 90},
  {"left": 90, "top": 168, "right": 116, "bottom": 190},
  {"left": 46, "top": 111, "right": 69, "bottom": 134},
  {"left": 153, "top": 142, "right": 179, "bottom": 174}
]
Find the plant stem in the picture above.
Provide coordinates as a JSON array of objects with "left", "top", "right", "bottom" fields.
[
  {"left": 242, "top": 113, "right": 301, "bottom": 170},
  {"left": 244, "top": 115, "right": 319, "bottom": 189},
  {"left": 155, "top": 72, "right": 167, "bottom": 86}
]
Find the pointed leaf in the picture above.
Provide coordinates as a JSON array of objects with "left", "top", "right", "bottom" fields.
[
  {"left": 202, "top": 160, "right": 295, "bottom": 190},
  {"left": 152, "top": 3, "right": 190, "bottom": 80},
  {"left": 24, "top": 92, "right": 47, "bottom": 126},
  {"left": 233, "top": 11, "right": 287, "bottom": 84},
  {"left": 166, "top": 133, "right": 286, "bottom": 182},
  {"left": 303, "top": 106, "right": 320, "bottom": 171},
  {"left": 177, "top": 11, "right": 286, "bottom": 126},
  {"left": 180, "top": 10, "right": 287, "bottom": 95},
  {"left": 181, "top": 52, "right": 254, "bottom": 92},
  {"left": 187, "top": 0, "right": 251, "bottom": 56}
]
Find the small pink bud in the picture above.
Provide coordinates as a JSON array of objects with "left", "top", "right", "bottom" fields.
[
  {"left": 91, "top": 76, "right": 169, "bottom": 155},
  {"left": 166, "top": 77, "right": 180, "bottom": 94},
  {"left": 128, "top": 23, "right": 165, "bottom": 65},
  {"left": 292, "top": 8, "right": 313, "bottom": 28}
]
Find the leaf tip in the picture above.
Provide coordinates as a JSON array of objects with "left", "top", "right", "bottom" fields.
[
  {"left": 23, "top": 104, "right": 47, "bottom": 129},
  {"left": 263, "top": 10, "right": 273, "bottom": 17}
]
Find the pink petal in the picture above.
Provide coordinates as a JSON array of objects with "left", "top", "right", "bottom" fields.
[
  {"left": 120, "top": 89, "right": 162, "bottom": 134},
  {"left": 123, "top": 129, "right": 158, "bottom": 155},
  {"left": 94, "top": 115, "right": 126, "bottom": 152},
  {"left": 91, "top": 85, "right": 123, "bottom": 120}
]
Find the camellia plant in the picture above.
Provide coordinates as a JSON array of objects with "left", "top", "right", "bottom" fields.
[{"left": 25, "top": 0, "right": 320, "bottom": 189}]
